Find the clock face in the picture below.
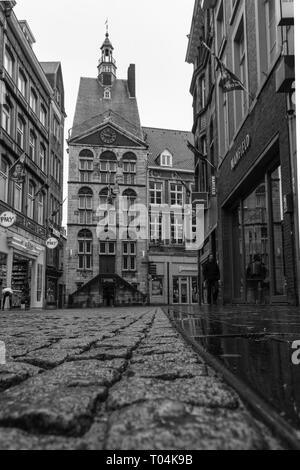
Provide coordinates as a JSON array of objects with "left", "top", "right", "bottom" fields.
[{"left": 100, "top": 128, "right": 117, "bottom": 144}]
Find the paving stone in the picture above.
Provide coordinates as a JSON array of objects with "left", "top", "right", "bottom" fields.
[
  {"left": 98, "top": 337, "right": 142, "bottom": 348},
  {"left": 67, "top": 357, "right": 128, "bottom": 372},
  {"left": 107, "top": 376, "right": 239, "bottom": 410},
  {"left": 72, "top": 347, "right": 132, "bottom": 361},
  {"left": 51, "top": 337, "right": 97, "bottom": 350},
  {"left": 105, "top": 400, "right": 278, "bottom": 450},
  {"left": 19, "top": 349, "right": 80, "bottom": 369},
  {"left": 0, "top": 428, "right": 84, "bottom": 450},
  {"left": 131, "top": 353, "right": 199, "bottom": 365},
  {"left": 44, "top": 361, "right": 121, "bottom": 388},
  {"left": 0, "top": 363, "right": 42, "bottom": 391},
  {"left": 126, "top": 361, "right": 208, "bottom": 380},
  {"left": 0, "top": 386, "right": 107, "bottom": 437}
]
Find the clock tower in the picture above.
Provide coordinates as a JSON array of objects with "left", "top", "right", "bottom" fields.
[{"left": 97, "top": 31, "right": 117, "bottom": 87}]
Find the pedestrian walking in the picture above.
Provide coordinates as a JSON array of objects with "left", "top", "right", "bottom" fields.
[
  {"left": 2, "top": 286, "right": 13, "bottom": 310},
  {"left": 203, "top": 254, "right": 220, "bottom": 305}
]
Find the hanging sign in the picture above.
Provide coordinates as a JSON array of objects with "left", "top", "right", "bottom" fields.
[
  {"left": 0, "top": 212, "right": 17, "bottom": 228},
  {"left": 46, "top": 237, "right": 59, "bottom": 250}
]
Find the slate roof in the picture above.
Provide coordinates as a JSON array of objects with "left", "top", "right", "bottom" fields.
[
  {"left": 71, "top": 78, "right": 143, "bottom": 141},
  {"left": 142, "top": 127, "right": 195, "bottom": 172}
]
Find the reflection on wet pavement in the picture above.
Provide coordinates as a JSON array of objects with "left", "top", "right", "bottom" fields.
[{"left": 165, "top": 305, "right": 300, "bottom": 430}]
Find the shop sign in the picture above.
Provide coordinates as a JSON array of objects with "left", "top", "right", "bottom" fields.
[
  {"left": 52, "top": 228, "right": 61, "bottom": 238},
  {"left": 46, "top": 238, "right": 59, "bottom": 250},
  {"left": 231, "top": 134, "right": 251, "bottom": 170},
  {"left": 0, "top": 212, "right": 17, "bottom": 228}
]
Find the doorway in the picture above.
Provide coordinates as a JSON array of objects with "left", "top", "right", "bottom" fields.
[
  {"left": 103, "top": 282, "right": 115, "bottom": 307},
  {"left": 172, "top": 276, "right": 199, "bottom": 305},
  {"left": 11, "top": 254, "right": 32, "bottom": 308}
]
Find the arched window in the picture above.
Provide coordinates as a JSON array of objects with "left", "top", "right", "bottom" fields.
[
  {"left": 78, "top": 229, "right": 93, "bottom": 270},
  {"left": 0, "top": 156, "right": 9, "bottom": 203},
  {"left": 99, "top": 187, "right": 110, "bottom": 205},
  {"left": 16, "top": 115, "right": 25, "bottom": 149},
  {"left": 27, "top": 181, "right": 35, "bottom": 219},
  {"left": 123, "top": 189, "right": 137, "bottom": 209},
  {"left": 37, "top": 191, "right": 45, "bottom": 225},
  {"left": 122, "top": 152, "right": 137, "bottom": 185},
  {"left": 99, "top": 151, "right": 117, "bottom": 184},
  {"left": 79, "top": 149, "right": 94, "bottom": 183},
  {"left": 78, "top": 187, "right": 93, "bottom": 225},
  {"left": 18, "top": 70, "right": 27, "bottom": 97},
  {"left": 4, "top": 47, "right": 14, "bottom": 78},
  {"left": 29, "top": 130, "right": 37, "bottom": 161}
]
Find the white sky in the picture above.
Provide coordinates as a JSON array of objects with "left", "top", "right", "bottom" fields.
[{"left": 14, "top": 0, "right": 195, "bottom": 226}]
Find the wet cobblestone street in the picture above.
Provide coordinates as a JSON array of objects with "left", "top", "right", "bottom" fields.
[
  {"left": 166, "top": 305, "right": 300, "bottom": 435},
  {"left": 0, "top": 307, "right": 284, "bottom": 450}
]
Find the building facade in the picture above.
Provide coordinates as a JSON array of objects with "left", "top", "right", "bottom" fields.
[
  {"left": 143, "top": 127, "right": 198, "bottom": 305},
  {"left": 186, "top": 1, "right": 219, "bottom": 304},
  {"left": 66, "top": 33, "right": 149, "bottom": 307},
  {"left": 187, "top": 0, "right": 298, "bottom": 305},
  {"left": 0, "top": 2, "right": 65, "bottom": 309}
]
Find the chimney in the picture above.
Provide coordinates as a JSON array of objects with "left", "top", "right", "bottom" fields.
[{"left": 127, "top": 64, "right": 136, "bottom": 98}]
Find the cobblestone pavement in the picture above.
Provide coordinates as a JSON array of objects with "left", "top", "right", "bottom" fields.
[{"left": 0, "top": 307, "right": 283, "bottom": 450}]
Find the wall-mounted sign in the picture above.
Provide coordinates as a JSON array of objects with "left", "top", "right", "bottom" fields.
[
  {"left": 231, "top": 134, "right": 251, "bottom": 171},
  {"left": 46, "top": 238, "right": 59, "bottom": 250},
  {"left": 0, "top": 212, "right": 17, "bottom": 228}
]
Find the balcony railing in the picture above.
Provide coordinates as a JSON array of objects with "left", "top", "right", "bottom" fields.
[{"left": 0, "top": 200, "right": 47, "bottom": 239}]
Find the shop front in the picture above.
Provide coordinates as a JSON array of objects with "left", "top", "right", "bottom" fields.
[
  {"left": 0, "top": 229, "right": 45, "bottom": 309},
  {"left": 222, "top": 156, "right": 295, "bottom": 305},
  {"left": 149, "top": 254, "right": 198, "bottom": 305}
]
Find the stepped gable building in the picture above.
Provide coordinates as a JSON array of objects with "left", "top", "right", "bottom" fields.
[
  {"left": 0, "top": 2, "right": 65, "bottom": 309},
  {"left": 66, "top": 32, "right": 149, "bottom": 307},
  {"left": 143, "top": 127, "right": 199, "bottom": 305}
]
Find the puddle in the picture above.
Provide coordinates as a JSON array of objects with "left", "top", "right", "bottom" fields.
[{"left": 166, "top": 306, "right": 300, "bottom": 430}]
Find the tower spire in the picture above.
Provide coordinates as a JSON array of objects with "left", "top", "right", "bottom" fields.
[{"left": 98, "top": 27, "right": 117, "bottom": 85}]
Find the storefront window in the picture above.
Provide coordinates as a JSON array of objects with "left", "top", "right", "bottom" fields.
[
  {"left": 11, "top": 254, "right": 31, "bottom": 308},
  {"left": 152, "top": 276, "right": 164, "bottom": 297},
  {"left": 173, "top": 277, "right": 179, "bottom": 304},
  {"left": 270, "top": 167, "right": 286, "bottom": 296},
  {"left": 0, "top": 253, "right": 8, "bottom": 288},
  {"left": 231, "top": 166, "right": 285, "bottom": 304},
  {"left": 37, "top": 264, "right": 43, "bottom": 302},
  {"left": 192, "top": 277, "right": 199, "bottom": 304}
]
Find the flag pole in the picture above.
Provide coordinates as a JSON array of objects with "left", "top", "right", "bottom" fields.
[{"left": 200, "top": 40, "right": 254, "bottom": 101}]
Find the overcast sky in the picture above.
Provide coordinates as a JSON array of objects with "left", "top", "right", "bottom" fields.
[{"left": 14, "top": 0, "right": 195, "bottom": 225}]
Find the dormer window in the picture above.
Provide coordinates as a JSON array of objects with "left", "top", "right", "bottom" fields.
[
  {"left": 160, "top": 150, "right": 173, "bottom": 167},
  {"left": 104, "top": 88, "right": 111, "bottom": 100}
]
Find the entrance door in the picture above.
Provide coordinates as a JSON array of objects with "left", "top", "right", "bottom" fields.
[
  {"left": 102, "top": 283, "right": 115, "bottom": 307},
  {"left": 99, "top": 242, "right": 116, "bottom": 274},
  {"left": 172, "top": 277, "right": 198, "bottom": 305}
]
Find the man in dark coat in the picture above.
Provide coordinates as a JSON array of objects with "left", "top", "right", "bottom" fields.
[{"left": 203, "top": 254, "right": 220, "bottom": 305}]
